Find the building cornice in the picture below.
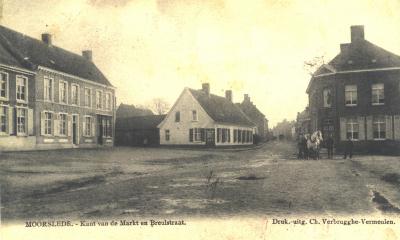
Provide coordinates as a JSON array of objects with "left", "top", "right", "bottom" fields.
[
  {"left": 0, "top": 64, "right": 36, "bottom": 75},
  {"left": 313, "top": 66, "right": 400, "bottom": 78},
  {"left": 38, "top": 66, "right": 116, "bottom": 90}
]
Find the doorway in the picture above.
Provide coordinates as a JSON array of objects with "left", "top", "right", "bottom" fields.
[
  {"left": 97, "top": 115, "right": 103, "bottom": 145},
  {"left": 72, "top": 115, "right": 78, "bottom": 145}
]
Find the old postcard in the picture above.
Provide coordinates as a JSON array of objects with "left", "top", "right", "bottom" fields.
[{"left": 1, "top": 0, "right": 400, "bottom": 239}]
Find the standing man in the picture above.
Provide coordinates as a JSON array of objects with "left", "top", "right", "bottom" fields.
[
  {"left": 325, "top": 134, "right": 334, "bottom": 159},
  {"left": 343, "top": 136, "right": 354, "bottom": 159}
]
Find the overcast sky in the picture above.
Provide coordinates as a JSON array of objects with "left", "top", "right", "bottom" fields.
[{"left": 1, "top": 0, "right": 400, "bottom": 126}]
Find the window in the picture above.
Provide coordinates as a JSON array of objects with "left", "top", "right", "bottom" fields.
[
  {"left": 44, "top": 112, "right": 53, "bottom": 135},
  {"left": 346, "top": 118, "right": 359, "bottom": 140},
  {"left": 0, "top": 106, "right": 7, "bottom": 133},
  {"left": 84, "top": 88, "right": 92, "bottom": 107},
  {"left": 175, "top": 111, "right": 180, "bottom": 122},
  {"left": 44, "top": 76, "right": 54, "bottom": 101},
  {"left": 96, "top": 90, "right": 102, "bottom": 109},
  {"left": 71, "top": 84, "right": 79, "bottom": 105},
  {"left": 59, "top": 113, "right": 67, "bottom": 136},
  {"left": 238, "top": 130, "right": 242, "bottom": 142},
  {"left": 323, "top": 88, "right": 332, "bottom": 108},
  {"left": 189, "top": 128, "right": 204, "bottom": 142},
  {"left": 165, "top": 130, "right": 170, "bottom": 141},
  {"left": 59, "top": 81, "right": 68, "bottom": 104},
  {"left": 16, "top": 76, "right": 27, "bottom": 102},
  {"left": 345, "top": 85, "right": 357, "bottom": 106},
  {"left": 372, "top": 83, "right": 384, "bottom": 105},
  {"left": 192, "top": 110, "right": 198, "bottom": 121},
  {"left": 85, "top": 116, "right": 92, "bottom": 136},
  {"left": 102, "top": 117, "right": 112, "bottom": 137},
  {"left": 233, "top": 129, "right": 238, "bottom": 142},
  {"left": 16, "top": 108, "right": 27, "bottom": 134},
  {"left": 105, "top": 93, "right": 112, "bottom": 110},
  {"left": 373, "top": 116, "right": 386, "bottom": 140},
  {"left": 0, "top": 72, "right": 8, "bottom": 99}
]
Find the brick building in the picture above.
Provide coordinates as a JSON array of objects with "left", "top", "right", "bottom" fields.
[
  {"left": 0, "top": 25, "right": 116, "bottom": 150},
  {"left": 307, "top": 25, "right": 400, "bottom": 154}
]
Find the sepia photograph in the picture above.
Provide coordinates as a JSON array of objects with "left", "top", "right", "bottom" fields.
[{"left": 1, "top": 0, "right": 400, "bottom": 239}]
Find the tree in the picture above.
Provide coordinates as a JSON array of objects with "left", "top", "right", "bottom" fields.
[
  {"left": 148, "top": 98, "right": 170, "bottom": 115},
  {"left": 304, "top": 55, "right": 326, "bottom": 76}
]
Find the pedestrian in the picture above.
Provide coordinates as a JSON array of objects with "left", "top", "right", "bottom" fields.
[
  {"left": 297, "top": 134, "right": 304, "bottom": 159},
  {"left": 325, "top": 134, "right": 334, "bottom": 159},
  {"left": 343, "top": 136, "right": 353, "bottom": 159}
]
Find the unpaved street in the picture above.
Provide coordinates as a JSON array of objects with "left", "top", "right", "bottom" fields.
[{"left": 1, "top": 142, "right": 400, "bottom": 222}]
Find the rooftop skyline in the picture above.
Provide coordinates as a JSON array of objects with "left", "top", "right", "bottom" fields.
[{"left": 1, "top": 0, "right": 400, "bottom": 126}]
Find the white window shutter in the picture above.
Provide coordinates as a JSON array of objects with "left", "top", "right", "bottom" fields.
[
  {"left": 40, "top": 112, "right": 45, "bottom": 136},
  {"left": 386, "top": 115, "right": 393, "bottom": 140},
  {"left": 54, "top": 113, "right": 59, "bottom": 136},
  {"left": 394, "top": 115, "right": 400, "bottom": 140},
  {"left": 8, "top": 107, "right": 14, "bottom": 135},
  {"left": 366, "top": 116, "right": 373, "bottom": 140},
  {"left": 67, "top": 115, "right": 72, "bottom": 137},
  {"left": 82, "top": 117, "right": 86, "bottom": 137},
  {"left": 28, "top": 108, "right": 33, "bottom": 136},
  {"left": 91, "top": 118, "right": 95, "bottom": 137},
  {"left": 339, "top": 117, "right": 346, "bottom": 141},
  {"left": 357, "top": 116, "right": 365, "bottom": 140}
]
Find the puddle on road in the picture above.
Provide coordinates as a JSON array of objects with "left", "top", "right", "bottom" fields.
[
  {"left": 371, "top": 191, "right": 400, "bottom": 214},
  {"left": 236, "top": 174, "right": 266, "bottom": 181}
]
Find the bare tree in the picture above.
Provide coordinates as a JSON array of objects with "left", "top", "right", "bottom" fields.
[
  {"left": 304, "top": 55, "right": 326, "bottom": 75},
  {"left": 148, "top": 98, "right": 170, "bottom": 115}
]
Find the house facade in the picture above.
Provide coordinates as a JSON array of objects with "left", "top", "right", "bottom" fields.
[
  {"left": 0, "top": 25, "right": 115, "bottom": 151},
  {"left": 238, "top": 94, "right": 269, "bottom": 142},
  {"left": 307, "top": 25, "right": 400, "bottom": 154},
  {"left": 158, "top": 84, "right": 255, "bottom": 147}
]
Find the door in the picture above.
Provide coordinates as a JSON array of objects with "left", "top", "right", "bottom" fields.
[
  {"left": 97, "top": 115, "right": 103, "bottom": 145},
  {"left": 72, "top": 115, "right": 78, "bottom": 145},
  {"left": 205, "top": 128, "right": 215, "bottom": 146}
]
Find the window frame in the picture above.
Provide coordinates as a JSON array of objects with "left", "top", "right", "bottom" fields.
[
  {"left": 44, "top": 111, "right": 53, "bottom": 136},
  {"left": 0, "top": 105, "right": 8, "bottom": 134},
  {"left": 84, "top": 87, "right": 92, "bottom": 108},
  {"left": 371, "top": 83, "right": 385, "bottom": 106},
  {"left": 175, "top": 111, "right": 180, "bottom": 122},
  {"left": 84, "top": 115, "right": 92, "bottom": 137},
  {"left": 16, "top": 75, "right": 28, "bottom": 103},
  {"left": 192, "top": 110, "right": 198, "bottom": 121},
  {"left": 345, "top": 85, "right": 357, "bottom": 107},
  {"left": 16, "top": 107, "right": 28, "bottom": 136},
  {"left": 346, "top": 117, "right": 359, "bottom": 140},
  {"left": 96, "top": 90, "right": 103, "bottom": 110},
  {"left": 71, "top": 83, "right": 80, "bottom": 106},
  {"left": 0, "top": 71, "right": 9, "bottom": 100},
  {"left": 165, "top": 129, "right": 170, "bottom": 141},
  {"left": 323, "top": 88, "right": 332, "bottom": 108},
  {"left": 44, "top": 76, "right": 54, "bottom": 102},
  {"left": 373, "top": 116, "right": 386, "bottom": 140},
  {"left": 59, "top": 80, "right": 68, "bottom": 104},
  {"left": 105, "top": 92, "right": 112, "bottom": 111},
  {"left": 58, "top": 113, "right": 68, "bottom": 136}
]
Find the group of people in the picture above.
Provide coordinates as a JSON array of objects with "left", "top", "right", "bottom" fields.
[{"left": 297, "top": 132, "right": 354, "bottom": 160}]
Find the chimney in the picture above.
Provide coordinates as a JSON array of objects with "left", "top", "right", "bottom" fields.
[
  {"left": 41, "top": 33, "right": 52, "bottom": 45},
  {"left": 225, "top": 90, "right": 232, "bottom": 102},
  {"left": 202, "top": 83, "right": 210, "bottom": 96},
  {"left": 340, "top": 43, "right": 350, "bottom": 53},
  {"left": 350, "top": 25, "right": 364, "bottom": 43},
  {"left": 244, "top": 94, "right": 250, "bottom": 102},
  {"left": 82, "top": 50, "right": 93, "bottom": 61}
]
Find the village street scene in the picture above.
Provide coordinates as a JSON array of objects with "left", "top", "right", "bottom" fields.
[{"left": 1, "top": 0, "right": 400, "bottom": 227}]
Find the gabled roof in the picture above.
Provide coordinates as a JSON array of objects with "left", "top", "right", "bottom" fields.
[
  {"left": 326, "top": 40, "right": 400, "bottom": 72},
  {"left": 116, "top": 115, "right": 166, "bottom": 130},
  {"left": 0, "top": 25, "right": 112, "bottom": 86},
  {"left": 237, "top": 101, "right": 266, "bottom": 120},
  {"left": 188, "top": 88, "right": 255, "bottom": 127}
]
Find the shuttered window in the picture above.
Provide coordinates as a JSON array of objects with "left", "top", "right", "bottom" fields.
[
  {"left": 44, "top": 76, "right": 54, "bottom": 101},
  {"left": 16, "top": 108, "right": 27, "bottom": 135},
  {"left": 373, "top": 116, "right": 386, "bottom": 140},
  {"left": 44, "top": 112, "right": 53, "bottom": 135},
  {"left": 59, "top": 113, "right": 67, "bottom": 136},
  {"left": 0, "top": 106, "right": 7, "bottom": 133},
  {"left": 346, "top": 118, "right": 359, "bottom": 140},
  {"left": 59, "top": 81, "right": 68, "bottom": 104}
]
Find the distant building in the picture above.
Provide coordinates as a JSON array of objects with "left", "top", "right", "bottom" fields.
[
  {"left": 115, "top": 115, "right": 165, "bottom": 146},
  {"left": 0, "top": 25, "right": 115, "bottom": 151},
  {"left": 295, "top": 107, "right": 311, "bottom": 137},
  {"left": 116, "top": 103, "right": 153, "bottom": 118},
  {"left": 307, "top": 25, "right": 400, "bottom": 154},
  {"left": 237, "top": 94, "right": 269, "bottom": 141},
  {"left": 158, "top": 83, "right": 255, "bottom": 147},
  {"left": 272, "top": 119, "right": 295, "bottom": 140}
]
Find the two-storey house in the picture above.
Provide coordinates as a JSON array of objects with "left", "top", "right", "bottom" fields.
[
  {"left": 0, "top": 25, "right": 116, "bottom": 150},
  {"left": 158, "top": 83, "right": 255, "bottom": 147},
  {"left": 307, "top": 25, "right": 400, "bottom": 154}
]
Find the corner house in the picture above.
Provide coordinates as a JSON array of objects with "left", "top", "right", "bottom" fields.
[
  {"left": 0, "top": 25, "right": 115, "bottom": 150},
  {"left": 158, "top": 83, "right": 255, "bottom": 147},
  {"left": 307, "top": 25, "right": 400, "bottom": 154}
]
